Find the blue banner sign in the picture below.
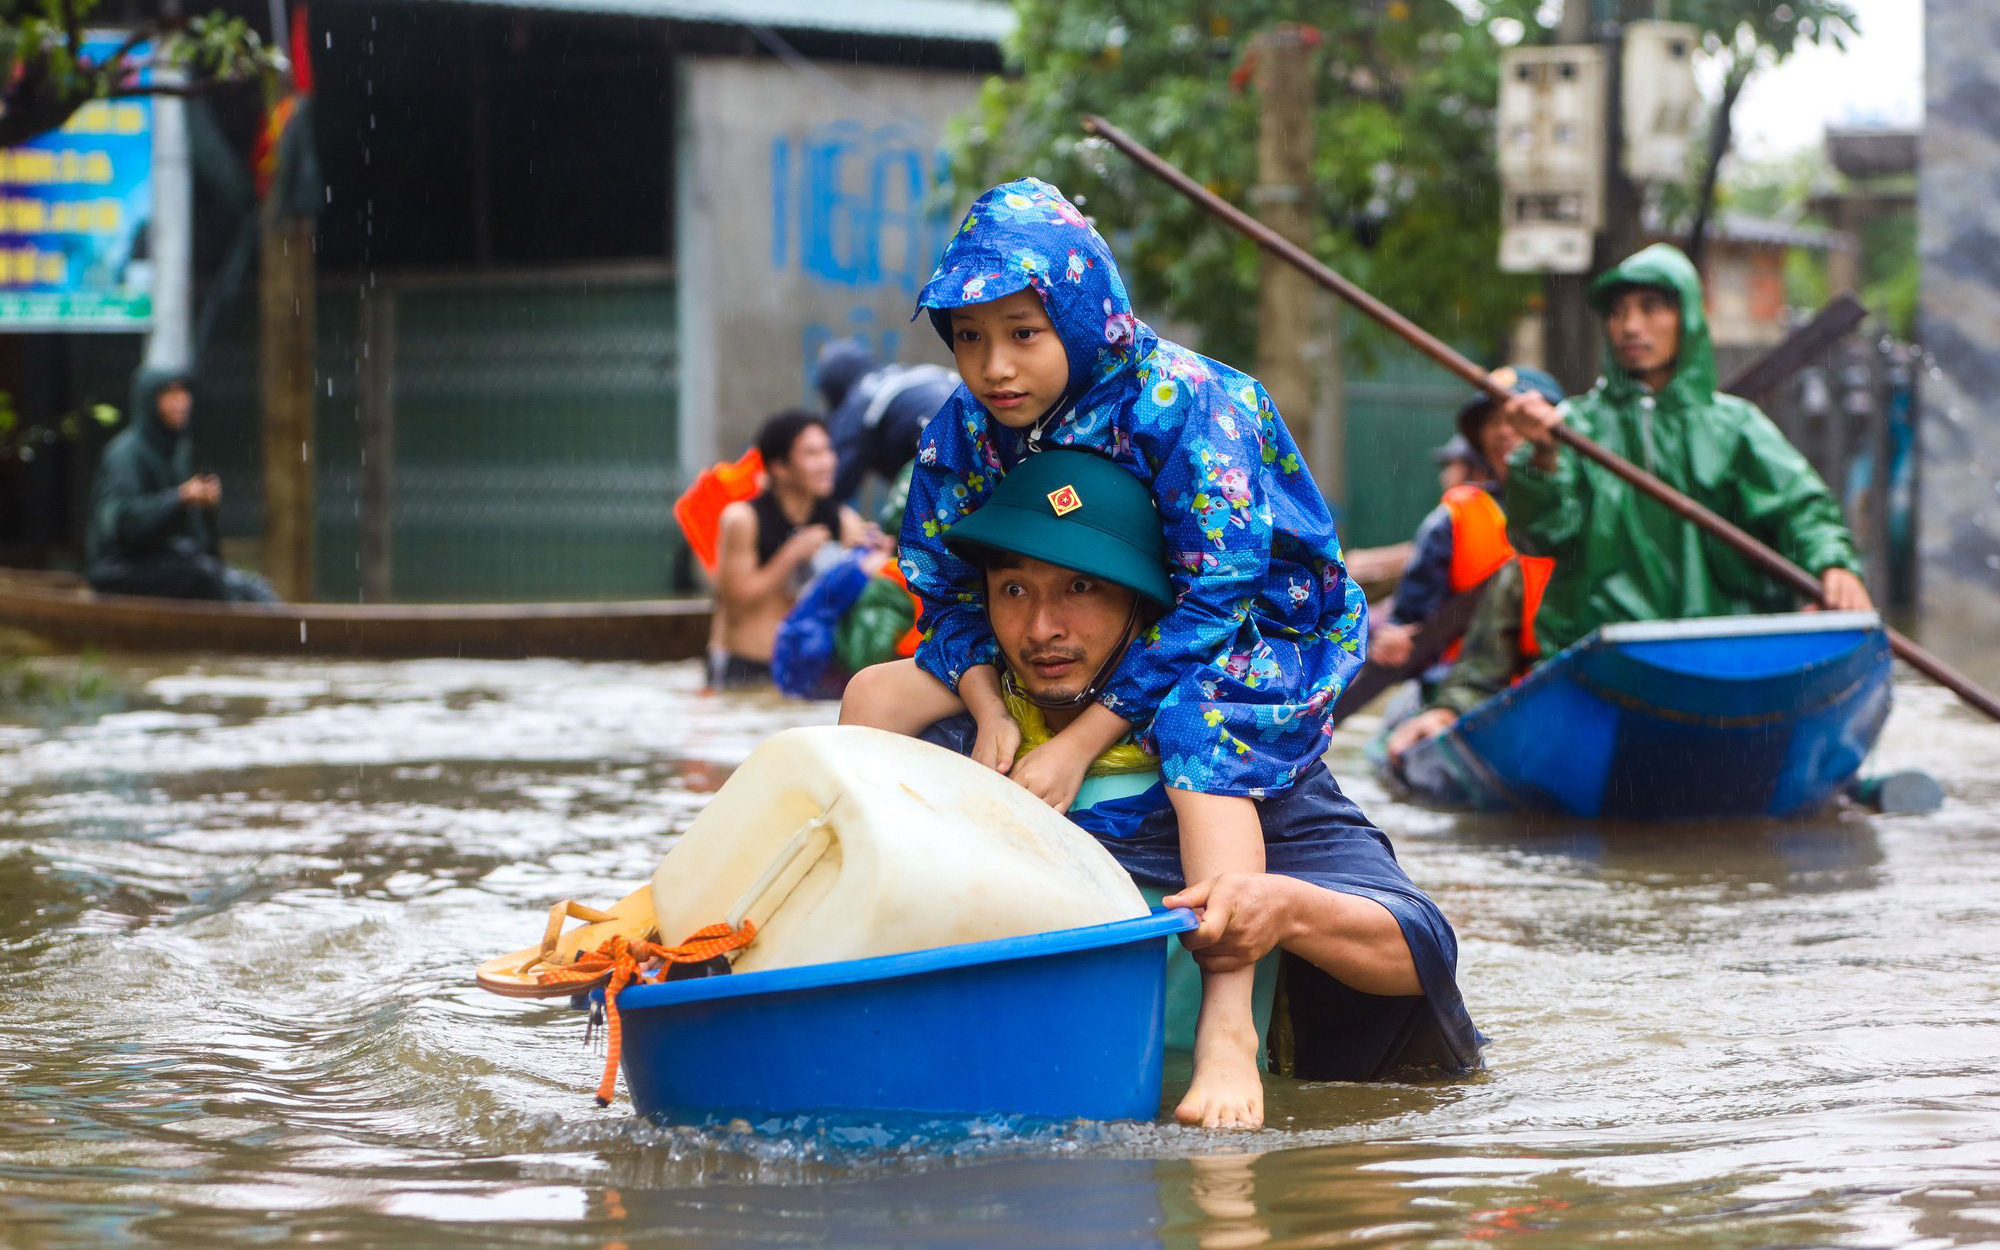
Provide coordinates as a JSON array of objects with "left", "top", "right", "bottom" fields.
[{"left": 0, "top": 46, "right": 153, "bottom": 329}]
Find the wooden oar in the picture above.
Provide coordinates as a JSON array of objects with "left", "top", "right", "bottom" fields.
[{"left": 1083, "top": 114, "right": 2000, "bottom": 723}]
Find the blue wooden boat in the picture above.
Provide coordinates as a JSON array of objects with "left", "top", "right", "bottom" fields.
[{"left": 1392, "top": 612, "right": 1892, "bottom": 820}]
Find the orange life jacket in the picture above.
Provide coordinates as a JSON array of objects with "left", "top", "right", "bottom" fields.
[
  {"left": 1439, "top": 485, "right": 1513, "bottom": 663},
  {"left": 877, "top": 556, "right": 924, "bottom": 658},
  {"left": 673, "top": 448, "right": 764, "bottom": 574},
  {"left": 1517, "top": 554, "right": 1554, "bottom": 662},
  {"left": 1439, "top": 484, "right": 1552, "bottom": 666},
  {"left": 1442, "top": 484, "right": 1514, "bottom": 592}
]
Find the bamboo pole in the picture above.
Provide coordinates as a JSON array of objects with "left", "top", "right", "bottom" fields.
[{"left": 1082, "top": 113, "right": 2000, "bottom": 724}]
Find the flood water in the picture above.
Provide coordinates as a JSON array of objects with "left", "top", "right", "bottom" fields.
[{"left": 3, "top": 655, "right": 1998, "bottom": 1246}]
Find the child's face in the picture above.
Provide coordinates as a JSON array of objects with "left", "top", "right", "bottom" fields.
[{"left": 948, "top": 289, "right": 1070, "bottom": 429}]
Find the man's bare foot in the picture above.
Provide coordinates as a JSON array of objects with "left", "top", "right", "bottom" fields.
[{"left": 1174, "top": 1024, "right": 1265, "bottom": 1129}]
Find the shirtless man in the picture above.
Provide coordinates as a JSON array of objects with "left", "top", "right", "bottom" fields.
[{"left": 707, "top": 410, "right": 870, "bottom": 688}]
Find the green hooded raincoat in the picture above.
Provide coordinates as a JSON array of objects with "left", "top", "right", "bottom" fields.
[{"left": 1503, "top": 244, "right": 1861, "bottom": 656}]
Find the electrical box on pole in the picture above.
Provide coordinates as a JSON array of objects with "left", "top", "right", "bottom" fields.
[
  {"left": 1619, "top": 20, "right": 1701, "bottom": 183},
  {"left": 1496, "top": 44, "right": 1606, "bottom": 274}
]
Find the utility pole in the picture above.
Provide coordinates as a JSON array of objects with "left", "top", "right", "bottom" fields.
[
  {"left": 1539, "top": 0, "right": 1602, "bottom": 392},
  {"left": 1251, "top": 26, "right": 1343, "bottom": 504},
  {"left": 260, "top": 210, "right": 315, "bottom": 602},
  {"left": 1593, "top": 0, "right": 1643, "bottom": 272},
  {"left": 258, "top": 19, "right": 317, "bottom": 604},
  {"left": 144, "top": 85, "right": 191, "bottom": 374}
]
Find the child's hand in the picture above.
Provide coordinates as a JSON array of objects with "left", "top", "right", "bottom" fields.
[
  {"left": 1010, "top": 735, "right": 1094, "bottom": 812},
  {"left": 971, "top": 708, "right": 1021, "bottom": 776}
]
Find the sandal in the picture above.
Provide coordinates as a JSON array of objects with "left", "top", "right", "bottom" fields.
[{"left": 475, "top": 884, "right": 656, "bottom": 998}]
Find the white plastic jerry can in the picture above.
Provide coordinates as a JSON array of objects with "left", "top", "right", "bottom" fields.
[{"left": 651, "top": 725, "right": 1149, "bottom": 974}]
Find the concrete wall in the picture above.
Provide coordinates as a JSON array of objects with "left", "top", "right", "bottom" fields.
[
  {"left": 675, "top": 56, "right": 980, "bottom": 477},
  {"left": 1917, "top": 0, "right": 2000, "bottom": 678}
]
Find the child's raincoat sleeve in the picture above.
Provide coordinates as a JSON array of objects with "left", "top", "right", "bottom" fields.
[
  {"left": 901, "top": 393, "right": 1002, "bottom": 689},
  {"left": 1097, "top": 375, "right": 1363, "bottom": 797}
]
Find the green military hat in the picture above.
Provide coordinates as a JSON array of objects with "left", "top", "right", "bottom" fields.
[{"left": 942, "top": 449, "right": 1175, "bottom": 610}]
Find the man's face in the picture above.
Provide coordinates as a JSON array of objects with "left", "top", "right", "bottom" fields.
[
  {"left": 949, "top": 288, "right": 1071, "bottom": 429},
  {"left": 1604, "top": 287, "right": 1681, "bottom": 385},
  {"left": 985, "top": 555, "right": 1136, "bottom": 703},
  {"left": 770, "top": 422, "right": 836, "bottom": 499},
  {"left": 156, "top": 383, "right": 192, "bottom": 431}
]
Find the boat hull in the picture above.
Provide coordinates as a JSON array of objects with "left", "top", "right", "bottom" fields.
[
  {"left": 1396, "top": 612, "right": 1893, "bottom": 820},
  {"left": 0, "top": 540, "right": 1408, "bottom": 664},
  {"left": 0, "top": 577, "right": 710, "bottom": 661}
]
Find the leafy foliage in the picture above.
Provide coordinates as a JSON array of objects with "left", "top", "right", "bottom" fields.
[
  {"left": 1666, "top": 0, "right": 1856, "bottom": 67},
  {"left": 0, "top": 0, "right": 275, "bottom": 149},
  {"left": 946, "top": 1, "right": 1536, "bottom": 369}
]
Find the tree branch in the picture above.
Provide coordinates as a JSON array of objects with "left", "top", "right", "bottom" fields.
[
  {"left": 61, "top": 0, "right": 82, "bottom": 64},
  {"left": 107, "top": 76, "right": 253, "bottom": 100},
  {"left": 1686, "top": 55, "right": 1752, "bottom": 274},
  {"left": 104, "top": 21, "right": 168, "bottom": 69}
]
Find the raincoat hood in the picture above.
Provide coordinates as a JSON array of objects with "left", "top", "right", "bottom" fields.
[
  {"left": 913, "top": 177, "right": 1152, "bottom": 431},
  {"left": 812, "top": 340, "right": 877, "bottom": 410},
  {"left": 1587, "top": 243, "right": 1715, "bottom": 411},
  {"left": 128, "top": 364, "right": 194, "bottom": 453}
]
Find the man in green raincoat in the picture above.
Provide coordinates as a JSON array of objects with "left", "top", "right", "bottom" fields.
[{"left": 1498, "top": 243, "right": 1871, "bottom": 654}]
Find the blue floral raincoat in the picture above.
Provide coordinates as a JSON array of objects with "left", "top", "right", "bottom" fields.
[{"left": 902, "top": 178, "right": 1367, "bottom": 797}]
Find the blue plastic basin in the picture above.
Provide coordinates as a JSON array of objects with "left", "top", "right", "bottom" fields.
[{"left": 608, "top": 908, "right": 1199, "bottom": 1123}]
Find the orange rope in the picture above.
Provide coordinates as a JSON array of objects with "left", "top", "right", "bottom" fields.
[{"left": 536, "top": 921, "right": 757, "bottom": 1107}]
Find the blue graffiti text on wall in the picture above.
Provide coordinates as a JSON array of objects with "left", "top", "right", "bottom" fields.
[{"left": 771, "top": 121, "right": 952, "bottom": 293}]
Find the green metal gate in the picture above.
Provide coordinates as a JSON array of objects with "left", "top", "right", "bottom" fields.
[
  {"left": 200, "top": 267, "right": 681, "bottom": 603},
  {"left": 379, "top": 270, "right": 679, "bottom": 601},
  {"left": 1339, "top": 334, "right": 1476, "bottom": 550}
]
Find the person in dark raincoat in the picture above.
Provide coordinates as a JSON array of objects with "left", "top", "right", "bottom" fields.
[
  {"left": 1499, "top": 244, "right": 1870, "bottom": 650},
  {"left": 84, "top": 367, "right": 277, "bottom": 602},
  {"left": 812, "top": 340, "right": 956, "bottom": 507}
]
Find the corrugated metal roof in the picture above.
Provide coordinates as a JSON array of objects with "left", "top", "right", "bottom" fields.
[
  {"left": 1642, "top": 204, "right": 1848, "bottom": 253},
  {"left": 1713, "top": 209, "right": 1847, "bottom": 252},
  {"left": 385, "top": 0, "right": 1013, "bottom": 41}
]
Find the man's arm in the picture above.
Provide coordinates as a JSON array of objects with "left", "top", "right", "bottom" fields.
[
  {"left": 712, "top": 502, "right": 823, "bottom": 610},
  {"left": 1725, "top": 405, "right": 1871, "bottom": 606},
  {"left": 1385, "top": 562, "right": 1524, "bottom": 760},
  {"left": 835, "top": 504, "right": 880, "bottom": 551},
  {"left": 96, "top": 453, "right": 191, "bottom": 553},
  {"left": 1163, "top": 873, "right": 1420, "bottom": 997},
  {"left": 1499, "top": 393, "right": 1590, "bottom": 560}
]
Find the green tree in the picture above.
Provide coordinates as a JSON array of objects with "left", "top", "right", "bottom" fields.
[
  {"left": 1665, "top": 0, "right": 1858, "bottom": 270},
  {"left": 947, "top": 1, "right": 1535, "bottom": 369},
  {"left": 0, "top": 1, "right": 275, "bottom": 149}
]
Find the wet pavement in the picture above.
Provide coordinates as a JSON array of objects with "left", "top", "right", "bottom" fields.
[{"left": 2, "top": 655, "right": 1998, "bottom": 1246}]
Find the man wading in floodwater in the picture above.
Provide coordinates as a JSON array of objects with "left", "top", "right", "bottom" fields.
[{"left": 913, "top": 451, "right": 1481, "bottom": 1095}]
